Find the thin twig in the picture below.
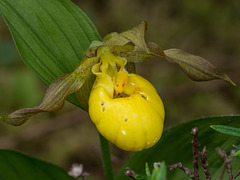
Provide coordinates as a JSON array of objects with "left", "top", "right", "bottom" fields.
[
  {"left": 133, "top": 127, "right": 240, "bottom": 180},
  {"left": 167, "top": 163, "right": 194, "bottom": 179},
  {"left": 219, "top": 163, "right": 226, "bottom": 180},
  {"left": 125, "top": 167, "right": 137, "bottom": 179},
  {"left": 199, "top": 146, "right": 211, "bottom": 180},
  {"left": 219, "top": 150, "right": 236, "bottom": 180},
  {"left": 191, "top": 127, "right": 200, "bottom": 180},
  {"left": 216, "top": 147, "right": 233, "bottom": 180},
  {"left": 233, "top": 169, "right": 240, "bottom": 179}
]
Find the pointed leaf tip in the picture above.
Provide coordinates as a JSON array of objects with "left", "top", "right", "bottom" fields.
[
  {"left": 211, "top": 125, "right": 240, "bottom": 137},
  {"left": 103, "top": 21, "right": 148, "bottom": 52},
  {"left": 121, "top": 21, "right": 148, "bottom": 52}
]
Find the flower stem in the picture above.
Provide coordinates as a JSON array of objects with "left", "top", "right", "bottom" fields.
[{"left": 99, "top": 132, "right": 114, "bottom": 180}]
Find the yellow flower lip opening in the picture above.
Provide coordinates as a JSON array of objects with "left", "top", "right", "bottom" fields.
[
  {"left": 89, "top": 51, "right": 165, "bottom": 151},
  {"left": 114, "top": 70, "right": 129, "bottom": 96}
]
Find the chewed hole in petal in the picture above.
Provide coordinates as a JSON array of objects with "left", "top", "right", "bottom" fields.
[
  {"left": 138, "top": 92, "right": 148, "bottom": 100},
  {"left": 122, "top": 130, "right": 126, "bottom": 135},
  {"left": 113, "top": 92, "right": 129, "bottom": 99},
  {"left": 102, "top": 107, "right": 105, "bottom": 112}
]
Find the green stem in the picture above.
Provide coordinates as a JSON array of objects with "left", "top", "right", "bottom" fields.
[{"left": 99, "top": 132, "right": 114, "bottom": 180}]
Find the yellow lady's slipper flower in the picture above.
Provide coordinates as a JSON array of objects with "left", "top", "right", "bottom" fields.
[
  {"left": 0, "top": 20, "right": 234, "bottom": 153},
  {"left": 89, "top": 51, "right": 165, "bottom": 151}
]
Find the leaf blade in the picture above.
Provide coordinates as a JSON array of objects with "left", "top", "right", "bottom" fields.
[
  {"left": 0, "top": 0, "right": 101, "bottom": 108},
  {"left": 0, "top": 150, "right": 75, "bottom": 180},
  {"left": 116, "top": 115, "right": 240, "bottom": 180},
  {"left": 151, "top": 162, "right": 167, "bottom": 180},
  {"left": 211, "top": 125, "right": 240, "bottom": 137}
]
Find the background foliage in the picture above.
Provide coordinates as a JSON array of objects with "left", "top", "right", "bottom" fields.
[{"left": 0, "top": 0, "right": 239, "bottom": 179}]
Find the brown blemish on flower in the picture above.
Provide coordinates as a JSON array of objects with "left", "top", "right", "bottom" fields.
[
  {"left": 102, "top": 107, "right": 105, "bottom": 112},
  {"left": 138, "top": 92, "right": 148, "bottom": 100}
]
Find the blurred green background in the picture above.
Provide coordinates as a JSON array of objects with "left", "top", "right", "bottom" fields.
[{"left": 0, "top": 0, "right": 239, "bottom": 179}]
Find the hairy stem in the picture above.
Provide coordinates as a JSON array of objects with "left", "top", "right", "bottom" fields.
[
  {"left": 192, "top": 127, "right": 200, "bottom": 180},
  {"left": 199, "top": 147, "right": 211, "bottom": 180}
]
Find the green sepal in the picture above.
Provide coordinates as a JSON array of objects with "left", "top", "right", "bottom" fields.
[
  {"left": 101, "top": 22, "right": 235, "bottom": 85},
  {"left": 103, "top": 32, "right": 131, "bottom": 47},
  {"left": 101, "top": 22, "right": 165, "bottom": 62},
  {"left": 120, "top": 21, "right": 148, "bottom": 52},
  {"left": 103, "top": 21, "right": 148, "bottom": 52},
  {"left": 0, "top": 57, "right": 98, "bottom": 126}
]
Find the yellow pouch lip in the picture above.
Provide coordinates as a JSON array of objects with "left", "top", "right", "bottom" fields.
[{"left": 89, "top": 72, "right": 164, "bottom": 151}]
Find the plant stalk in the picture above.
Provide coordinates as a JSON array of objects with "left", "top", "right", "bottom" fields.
[{"left": 99, "top": 132, "right": 114, "bottom": 180}]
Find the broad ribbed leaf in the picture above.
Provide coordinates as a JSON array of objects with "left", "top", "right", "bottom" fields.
[
  {"left": 0, "top": 150, "right": 75, "bottom": 180},
  {"left": 0, "top": 0, "right": 101, "bottom": 107},
  {"left": 116, "top": 116, "right": 240, "bottom": 180}
]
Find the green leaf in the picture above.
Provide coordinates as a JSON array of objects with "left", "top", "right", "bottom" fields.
[
  {"left": 0, "top": 150, "right": 75, "bottom": 180},
  {"left": 0, "top": 0, "right": 101, "bottom": 108},
  {"left": 233, "top": 150, "right": 240, "bottom": 157},
  {"left": 211, "top": 125, "right": 240, "bottom": 137},
  {"left": 145, "top": 163, "right": 151, "bottom": 176},
  {"left": 136, "top": 175, "right": 148, "bottom": 180},
  {"left": 116, "top": 115, "right": 240, "bottom": 180},
  {"left": 0, "top": 57, "right": 98, "bottom": 126},
  {"left": 164, "top": 49, "right": 236, "bottom": 86},
  {"left": 151, "top": 162, "right": 167, "bottom": 180}
]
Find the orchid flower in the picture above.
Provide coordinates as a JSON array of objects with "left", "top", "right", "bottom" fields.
[{"left": 0, "top": 21, "right": 235, "bottom": 151}]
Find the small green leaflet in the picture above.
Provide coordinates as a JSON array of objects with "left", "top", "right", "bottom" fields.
[{"left": 211, "top": 125, "right": 240, "bottom": 137}]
